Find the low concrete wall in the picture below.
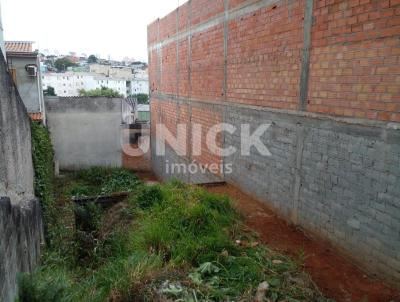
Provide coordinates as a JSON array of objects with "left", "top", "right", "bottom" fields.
[
  {"left": 45, "top": 97, "right": 123, "bottom": 170},
  {"left": 0, "top": 49, "right": 43, "bottom": 301},
  {"left": 0, "top": 64, "right": 34, "bottom": 202}
]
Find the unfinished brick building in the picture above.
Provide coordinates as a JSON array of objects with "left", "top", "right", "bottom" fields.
[{"left": 148, "top": 0, "right": 400, "bottom": 285}]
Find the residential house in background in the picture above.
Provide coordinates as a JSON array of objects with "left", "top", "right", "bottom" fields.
[{"left": 5, "top": 41, "right": 45, "bottom": 122}]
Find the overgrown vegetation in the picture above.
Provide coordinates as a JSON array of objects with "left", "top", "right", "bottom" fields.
[
  {"left": 31, "top": 122, "right": 56, "bottom": 243},
  {"left": 18, "top": 165, "right": 333, "bottom": 302},
  {"left": 61, "top": 167, "right": 140, "bottom": 198},
  {"left": 79, "top": 86, "right": 123, "bottom": 98}
]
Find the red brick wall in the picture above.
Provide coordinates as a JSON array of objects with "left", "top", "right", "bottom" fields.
[
  {"left": 227, "top": 1, "right": 305, "bottom": 109},
  {"left": 308, "top": 0, "right": 400, "bottom": 121},
  {"left": 161, "top": 42, "right": 177, "bottom": 95},
  {"left": 148, "top": 0, "right": 400, "bottom": 122},
  {"left": 191, "top": 25, "right": 225, "bottom": 101},
  {"left": 151, "top": 97, "right": 223, "bottom": 171}
]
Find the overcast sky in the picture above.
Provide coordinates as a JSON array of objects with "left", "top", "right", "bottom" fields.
[{"left": 1, "top": 0, "right": 187, "bottom": 62}]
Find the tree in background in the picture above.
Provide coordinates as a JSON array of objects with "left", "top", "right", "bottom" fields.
[
  {"left": 79, "top": 86, "right": 123, "bottom": 98},
  {"left": 43, "top": 86, "right": 56, "bottom": 96},
  {"left": 131, "top": 93, "right": 149, "bottom": 104},
  {"left": 54, "top": 57, "right": 76, "bottom": 72},
  {"left": 87, "top": 55, "right": 98, "bottom": 64}
]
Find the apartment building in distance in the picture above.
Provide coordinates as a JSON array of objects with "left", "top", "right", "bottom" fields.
[
  {"left": 89, "top": 63, "right": 149, "bottom": 95},
  {"left": 131, "top": 69, "right": 149, "bottom": 95},
  {"left": 42, "top": 72, "right": 128, "bottom": 97}
]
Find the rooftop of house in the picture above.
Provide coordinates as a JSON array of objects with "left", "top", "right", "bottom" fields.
[
  {"left": 28, "top": 112, "right": 43, "bottom": 121},
  {"left": 5, "top": 41, "right": 35, "bottom": 54}
]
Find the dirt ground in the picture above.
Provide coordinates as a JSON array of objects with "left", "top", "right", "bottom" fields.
[
  {"left": 133, "top": 171, "right": 399, "bottom": 302},
  {"left": 122, "top": 144, "right": 152, "bottom": 172},
  {"left": 207, "top": 184, "right": 400, "bottom": 302}
]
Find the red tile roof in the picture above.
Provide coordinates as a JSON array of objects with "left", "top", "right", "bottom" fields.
[
  {"left": 29, "top": 112, "right": 43, "bottom": 121},
  {"left": 5, "top": 41, "right": 34, "bottom": 53}
]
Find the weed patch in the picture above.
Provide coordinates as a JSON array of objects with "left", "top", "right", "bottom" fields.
[{"left": 18, "top": 170, "right": 333, "bottom": 302}]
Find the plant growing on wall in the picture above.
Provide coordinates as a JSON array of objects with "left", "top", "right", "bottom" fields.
[{"left": 31, "top": 122, "right": 56, "bottom": 243}]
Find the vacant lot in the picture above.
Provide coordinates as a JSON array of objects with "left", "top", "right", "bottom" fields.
[{"left": 17, "top": 168, "right": 332, "bottom": 302}]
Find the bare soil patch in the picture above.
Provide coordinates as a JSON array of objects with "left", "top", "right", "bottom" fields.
[{"left": 206, "top": 184, "right": 400, "bottom": 302}]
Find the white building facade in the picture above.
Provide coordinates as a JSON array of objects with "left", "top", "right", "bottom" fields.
[
  {"left": 42, "top": 72, "right": 128, "bottom": 97},
  {"left": 130, "top": 70, "right": 149, "bottom": 95}
]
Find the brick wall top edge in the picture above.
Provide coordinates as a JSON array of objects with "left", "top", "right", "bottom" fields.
[{"left": 147, "top": 2, "right": 184, "bottom": 37}]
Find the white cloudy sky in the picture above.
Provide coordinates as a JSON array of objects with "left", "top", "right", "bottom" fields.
[{"left": 1, "top": 0, "right": 187, "bottom": 62}]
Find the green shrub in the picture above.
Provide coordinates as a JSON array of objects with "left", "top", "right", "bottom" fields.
[{"left": 79, "top": 87, "right": 122, "bottom": 98}]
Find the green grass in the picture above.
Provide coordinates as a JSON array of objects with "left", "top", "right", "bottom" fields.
[{"left": 18, "top": 169, "right": 333, "bottom": 302}]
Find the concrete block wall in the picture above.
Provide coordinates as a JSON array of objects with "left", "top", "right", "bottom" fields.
[
  {"left": 0, "top": 197, "right": 42, "bottom": 302},
  {"left": 0, "top": 48, "right": 43, "bottom": 301},
  {"left": 223, "top": 105, "right": 400, "bottom": 282},
  {"left": 45, "top": 97, "right": 123, "bottom": 170},
  {"left": 148, "top": 0, "right": 400, "bottom": 285}
]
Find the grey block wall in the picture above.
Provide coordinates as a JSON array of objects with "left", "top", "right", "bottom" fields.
[
  {"left": 0, "top": 49, "right": 43, "bottom": 302},
  {"left": 46, "top": 97, "right": 123, "bottom": 170},
  {"left": 223, "top": 105, "right": 400, "bottom": 283},
  {"left": 151, "top": 98, "right": 400, "bottom": 285},
  {"left": 151, "top": 139, "right": 223, "bottom": 184}
]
